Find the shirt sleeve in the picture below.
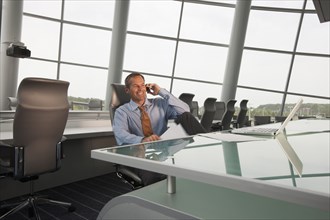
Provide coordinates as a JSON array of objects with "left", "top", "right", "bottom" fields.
[
  {"left": 113, "top": 106, "right": 144, "bottom": 145},
  {"left": 158, "top": 88, "right": 190, "bottom": 119}
]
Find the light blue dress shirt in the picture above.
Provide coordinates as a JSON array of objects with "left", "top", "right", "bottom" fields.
[{"left": 113, "top": 88, "right": 189, "bottom": 145}]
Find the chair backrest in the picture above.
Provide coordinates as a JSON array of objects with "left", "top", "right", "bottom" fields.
[
  {"left": 7, "top": 97, "right": 18, "bottom": 110},
  {"left": 214, "top": 101, "right": 226, "bottom": 120},
  {"left": 88, "top": 99, "right": 103, "bottom": 110},
  {"left": 191, "top": 101, "right": 200, "bottom": 118},
  {"left": 109, "top": 83, "right": 131, "bottom": 124},
  {"left": 178, "top": 93, "right": 195, "bottom": 112},
  {"left": 221, "top": 99, "right": 237, "bottom": 130},
  {"left": 254, "top": 115, "right": 271, "bottom": 125},
  {"left": 13, "top": 77, "right": 69, "bottom": 177},
  {"left": 200, "top": 97, "right": 217, "bottom": 132},
  {"left": 275, "top": 116, "right": 287, "bottom": 123},
  {"left": 236, "top": 99, "right": 249, "bottom": 128}
]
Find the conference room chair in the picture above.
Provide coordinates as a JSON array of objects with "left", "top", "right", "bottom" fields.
[
  {"left": 254, "top": 115, "right": 272, "bottom": 125},
  {"left": 213, "top": 101, "right": 226, "bottom": 121},
  {"left": 88, "top": 99, "right": 103, "bottom": 110},
  {"left": 0, "top": 77, "right": 75, "bottom": 220},
  {"left": 298, "top": 116, "right": 316, "bottom": 119},
  {"left": 109, "top": 83, "right": 143, "bottom": 189},
  {"left": 211, "top": 99, "right": 237, "bottom": 131},
  {"left": 7, "top": 97, "right": 17, "bottom": 110},
  {"left": 233, "top": 99, "right": 249, "bottom": 128},
  {"left": 200, "top": 97, "right": 217, "bottom": 132},
  {"left": 274, "top": 116, "right": 287, "bottom": 123},
  {"left": 191, "top": 101, "right": 200, "bottom": 118},
  {"left": 220, "top": 99, "right": 237, "bottom": 130},
  {"left": 178, "top": 93, "right": 195, "bottom": 112}
]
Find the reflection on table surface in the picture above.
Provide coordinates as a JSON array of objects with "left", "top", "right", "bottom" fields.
[{"left": 96, "top": 119, "right": 330, "bottom": 196}]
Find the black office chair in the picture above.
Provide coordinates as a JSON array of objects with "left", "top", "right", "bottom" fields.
[
  {"left": 178, "top": 93, "right": 195, "bottom": 112},
  {"left": 191, "top": 101, "right": 200, "bottom": 118},
  {"left": 0, "top": 77, "right": 75, "bottom": 220},
  {"left": 254, "top": 115, "right": 272, "bottom": 125},
  {"left": 211, "top": 99, "right": 237, "bottom": 131},
  {"left": 233, "top": 99, "right": 249, "bottom": 128},
  {"left": 220, "top": 99, "right": 237, "bottom": 130},
  {"left": 214, "top": 101, "right": 226, "bottom": 121},
  {"left": 88, "top": 99, "right": 103, "bottom": 110},
  {"left": 109, "top": 83, "right": 131, "bottom": 124},
  {"left": 109, "top": 83, "right": 143, "bottom": 189},
  {"left": 200, "top": 97, "right": 217, "bottom": 132},
  {"left": 7, "top": 97, "right": 17, "bottom": 110},
  {"left": 275, "top": 116, "right": 287, "bottom": 123}
]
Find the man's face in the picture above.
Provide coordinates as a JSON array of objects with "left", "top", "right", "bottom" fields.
[{"left": 126, "top": 76, "right": 147, "bottom": 104}]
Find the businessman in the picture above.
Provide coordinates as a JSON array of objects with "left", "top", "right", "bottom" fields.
[{"left": 113, "top": 72, "right": 206, "bottom": 186}]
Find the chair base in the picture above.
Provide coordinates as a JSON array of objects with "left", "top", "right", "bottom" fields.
[
  {"left": 116, "top": 164, "right": 143, "bottom": 190},
  {"left": 0, "top": 194, "right": 75, "bottom": 220},
  {"left": 116, "top": 171, "right": 143, "bottom": 190}
]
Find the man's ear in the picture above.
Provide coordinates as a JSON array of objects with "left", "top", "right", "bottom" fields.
[{"left": 125, "top": 87, "right": 129, "bottom": 93}]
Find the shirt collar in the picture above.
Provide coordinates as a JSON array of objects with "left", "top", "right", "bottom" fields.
[{"left": 129, "top": 98, "right": 151, "bottom": 111}]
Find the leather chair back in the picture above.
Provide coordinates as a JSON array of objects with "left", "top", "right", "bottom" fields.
[
  {"left": 221, "top": 99, "right": 237, "bottom": 130},
  {"left": 254, "top": 115, "right": 272, "bottom": 125},
  {"left": 13, "top": 77, "right": 69, "bottom": 177},
  {"left": 179, "top": 93, "right": 195, "bottom": 112},
  {"left": 191, "top": 101, "right": 200, "bottom": 118},
  {"left": 109, "top": 83, "right": 131, "bottom": 124},
  {"left": 236, "top": 99, "right": 248, "bottom": 128},
  {"left": 200, "top": 97, "right": 217, "bottom": 132},
  {"left": 214, "top": 101, "right": 225, "bottom": 120}
]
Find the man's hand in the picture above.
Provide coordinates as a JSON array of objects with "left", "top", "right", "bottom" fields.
[
  {"left": 142, "top": 134, "right": 161, "bottom": 142},
  {"left": 146, "top": 83, "right": 160, "bottom": 96}
]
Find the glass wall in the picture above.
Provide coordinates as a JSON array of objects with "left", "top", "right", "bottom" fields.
[{"left": 19, "top": 0, "right": 329, "bottom": 116}]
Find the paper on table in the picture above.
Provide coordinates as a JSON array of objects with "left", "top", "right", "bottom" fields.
[
  {"left": 161, "top": 123, "right": 189, "bottom": 140},
  {"left": 198, "top": 132, "right": 266, "bottom": 142}
]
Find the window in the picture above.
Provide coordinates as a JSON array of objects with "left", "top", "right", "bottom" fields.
[
  {"left": 172, "top": 79, "right": 221, "bottom": 106},
  {"left": 245, "top": 10, "right": 300, "bottom": 51},
  {"left": 297, "top": 14, "right": 330, "bottom": 54},
  {"left": 22, "top": 16, "right": 60, "bottom": 60},
  {"left": 175, "top": 42, "right": 228, "bottom": 82},
  {"left": 17, "top": 0, "right": 329, "bottom": 112},
  {"left": 61, "top": 24, "right": 112, "bottom": 67},
  {"left": 180, "top": 2, "right": 234, "bottom": 44},
  {"left": 60, "top": 64, "right": 108, "bottom": 100},
  {"left": 64, "top": 1, "right": 115, "bottom": 28},
  {"left": 289, "top": 55, "right": 330, "bottom": 97},
  {"left": 239, "top": 50, "right": 292, "bottom": 91},
  {"left": 124, "top": 34, "right": 176, "bottom": 76},
  {"left": 23, "top": 0, "right": 61, "bottom": 19},
  {"left": 128, "top": 1, "right": 181, "bottom": 37},
  {"left": 18, "top": 59, "right": 57, "bottom": 85}
]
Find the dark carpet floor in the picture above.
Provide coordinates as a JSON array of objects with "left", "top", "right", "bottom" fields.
[{"left": 0, "top": 173, "right": 132, "bottom": 220}]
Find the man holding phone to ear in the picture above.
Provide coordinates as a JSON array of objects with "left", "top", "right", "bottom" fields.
[
  {"left": 113, "top": 72, "right": 205, "bottom": 186},
  {"left": 113, "top": 72, "right": 190, "bottom": 145}
]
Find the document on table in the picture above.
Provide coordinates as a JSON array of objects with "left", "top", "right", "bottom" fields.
[
  {"left": 161, "top": 123, "right": 189, "bottom": 140},
  {"left": 198, "top": 132, "right": 266, "bottom": 142}
]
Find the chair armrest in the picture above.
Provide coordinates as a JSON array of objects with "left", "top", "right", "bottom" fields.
[
  {"left": 56, "top": 136, "right": 67, "bottom": 159},
  {"left": 0, "top": 141, "right": 11, "bottom": 148},
  {"left": 116, "top": 165, "right": 143, "bottom": 185},
  {"left": 0, "top": 143, "right": 15, "bottom": 169},
  {"left": 61, "top": 136, "right": 67, "bottom": 142}
]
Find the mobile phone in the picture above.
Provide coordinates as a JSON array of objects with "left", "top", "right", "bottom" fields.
[{"left": 146, "top": 85, "right": 151, "bottom": 93}]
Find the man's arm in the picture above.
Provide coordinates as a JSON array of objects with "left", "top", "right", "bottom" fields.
[
  {"left": 147, "top": 83, "right": 189, "bottom": 115},
  {"left": 158, "top": 88, "right": 190, "bottom": 118},
  {"left": 113, "top": 107, "right": 144, "bottom": 145}
]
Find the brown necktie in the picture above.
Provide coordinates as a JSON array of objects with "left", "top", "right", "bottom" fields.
[{"left": 138, "top": 106, "right": 153, "bottom": 137}]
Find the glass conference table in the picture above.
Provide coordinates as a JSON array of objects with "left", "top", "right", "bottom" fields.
[{"left": 91, "top": 119, "right": 330, "bottom": 218}]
